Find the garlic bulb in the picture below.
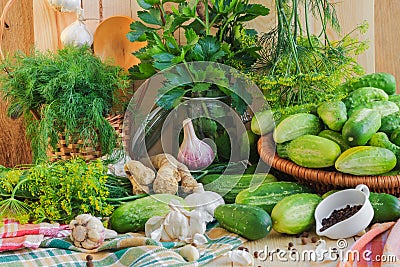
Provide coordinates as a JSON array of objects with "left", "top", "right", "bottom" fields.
[
  {"left": 177, "top": 118, "right": 215, "bottom": 170},
  {"left": 69, "top": 214, "right": 117, "bottom": 249},
  {"left": 145, "top": 200, "right": 212, "bottom": 243},
  {"left": 61, "top": 19, "right": 93, "bottom": 47},
  {"left": 185, "top": 183, "right": 224, "bottom": 218},
  {"left": 48, "top": 0, "right": 81, "bottom": 13}
]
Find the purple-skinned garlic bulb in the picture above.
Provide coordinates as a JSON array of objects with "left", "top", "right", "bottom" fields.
[{"left": 177, "top": 118, "right": 215, "bottom": 170}]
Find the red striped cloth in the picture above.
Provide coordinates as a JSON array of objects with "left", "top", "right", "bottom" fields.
[
  {"left": 0, "top": 219, "right": 70, "bottom": 251},
  {"left": 337, "top": 220, "right": 400, "bottom": 267}
]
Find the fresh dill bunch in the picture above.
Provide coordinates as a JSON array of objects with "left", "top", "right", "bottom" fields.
[
  {"left": 253, "top": 0, "right": 368, "bottom": 109},
  {"left": 0, "top": 45, "right": 131, "bottom": 162}
]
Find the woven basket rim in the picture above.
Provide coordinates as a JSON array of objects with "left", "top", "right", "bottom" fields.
[{"left": 257, "top": 133, "right": 400, "bottom": 192}]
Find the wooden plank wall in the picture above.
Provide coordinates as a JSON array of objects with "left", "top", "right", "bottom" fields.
[
  {"left": 375, "top": 0, "right": 400, "bottom": 88},
  {"left": 0, "top": 0, "right": 34, "bottom": 167}
]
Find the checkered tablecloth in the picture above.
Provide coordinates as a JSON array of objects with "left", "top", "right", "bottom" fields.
[{"left": 0, "top": 221, "right": 244, "bottom": 267}]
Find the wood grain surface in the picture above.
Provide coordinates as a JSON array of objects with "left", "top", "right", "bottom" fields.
[
  {"left": 0, "top": 0, "right": 34, "bottom": 166},
  {"left": 375, "top": 0, "right": 400, "bottom": 92},
  {"left": 204, "top": 229, "right": 357, "bottom": 267}
]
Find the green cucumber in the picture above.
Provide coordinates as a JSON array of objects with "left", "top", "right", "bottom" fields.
[
  {"left": 271, "top": 193, "right": 322, "bottom": 235},
  {"left": 369, "top": 192, "right": 400, "bottom": 223},
  {"left": 389, "top": 94, "right": 400, "bottom": 108},
  {"left": 380, "top": 111, "right": 400, "bottom": 135},
  {"left": 251, "top": 109, "right": 275, "bottom": 136},
  {"left": 318, "top": 129, "right": 350, "bottom": 152},
  {"left": 287, "top": 135, "right": 341, "bottom": 168},
  {"left": 368, "top": 132, "right": 400, "bottom": 168},
  {"left": 235, "top": 181, "right": 313, "bottom": 214},
  {"left": 391, "top": 127, "right": 400, "bottom": 146},
  {"left": 349, "top": 100, "right": 399, "bottom": 117},
  {"left": 341, "top": 73, "right": 396, "bottom": 95},
  {"left": 273, "top": 113, "right": 322, "bottom": 143},
  {"left": 342, "top": 108, "right": 381, "bottom": 146},
  {"left": 343, "top": 87, "right": 388, "bottom": 112},
  {"left": 110, "top": 194, "right": 185, "bottom": 233},
  {"left": 214, "top": 204, "right": 272, "bottom": 240},
  {"left": 335, "top": 146, "right": 397, "bottom": 175},
  {"left": 317, "top": 100, "right": 347, "bottom": 131},
  {"left": 276, "top": 142, "right": 290, "bottom": 159},
  {"left": 200, "top": 173, "right": 277, "bottom": 203}
]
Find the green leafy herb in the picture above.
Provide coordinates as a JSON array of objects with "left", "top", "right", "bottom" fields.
[
  {"left": 128, "top": 0, "right": 269, "bottom": 113},
  {"left": 0, "top": 158, "right": 141, "bottom": 224},
  {"left": 253, "top": 0, "right": 368, "bottom": 109},
  {"left": 0, "top": 46, "right": 131, "bottom": 162}
]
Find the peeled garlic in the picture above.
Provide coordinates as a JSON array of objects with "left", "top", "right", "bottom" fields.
[
  {"left": 180, "top": 245, "right": 200, "bottom": 262},
  {"left": 48, "top": 0, "right": 81, "bottom": 13},
  {"left": 61, "top": 19, "right": 93, "bottom": 47}
]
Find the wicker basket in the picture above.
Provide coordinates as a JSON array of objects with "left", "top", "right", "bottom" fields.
[
  {"left": 47, "top": 114, "right": 124, "bottom": 161},
  {"left": 258, "top": 133, "right": 400, "bottom": 196}
]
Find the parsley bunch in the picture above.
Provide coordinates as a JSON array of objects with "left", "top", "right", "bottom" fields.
[{"left": 128, "top": 0, "right": 269, "bottom": 113}]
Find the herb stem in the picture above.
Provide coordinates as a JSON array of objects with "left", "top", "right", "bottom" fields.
[{"left": 106, "top": 194, "right": 148, "bottom": 202}]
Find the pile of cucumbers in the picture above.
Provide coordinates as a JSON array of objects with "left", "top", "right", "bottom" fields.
[{"left": 256, "top": 72, "right": 400, "bottom": 176}]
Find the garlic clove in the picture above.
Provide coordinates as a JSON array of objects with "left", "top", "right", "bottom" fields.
[
  {"left": 72, "top": 225, "right": 88, "bottom": 242},
  {"left": 180, "top": 245, "right": 200, "bottom": 262},
  {"left": 104, "top": 229, "right": 118, "bottom": 239},
  {"left": 87, "top": 229, "right": 104, "bottom": 243},
  {"left": 81, "top": 238, "right": 101, "bottom": 250},
  {"left": 227, "top": 250, "right": 254, "bottom": 266},
  {"left": 177, "top": 119, "right": 215, "bottom": 170},
  {"left": 163, "top": 211, "right": 190, "bottom": 242},
  {"left": 193, "top": 233, "right": 208, "bottom": 245},
  {"left": 61, "top": 20, "right": 93, "bottom": 47},
  {"left": 145, "top": 216, "right": 164, "bottom": 241}
]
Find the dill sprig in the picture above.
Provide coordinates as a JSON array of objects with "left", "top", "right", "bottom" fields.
[{"left": 0, "top": 46, "right": 131, "bottom": 162}]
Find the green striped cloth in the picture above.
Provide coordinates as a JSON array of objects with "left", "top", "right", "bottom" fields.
[{"left": 0, "top": 228, "right": 245, "bottom": 266}]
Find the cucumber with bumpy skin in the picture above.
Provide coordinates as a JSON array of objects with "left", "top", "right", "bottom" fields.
[
  {"left": 214, "top": 204, "right": 272, "bottom": 240},
  {"left": 318, "top": 129, "right": 350, "bottom": 153},
  {"left": 369, "top": 192, "right": 400, "bottom": 223},
  {"left": 287, "top": 135, "right": 341, "bottom": 168},
  {"left": 368, "top": 132, "right": 400, "bottom": 169},
  {"left": 200, "top": 173, "right": 278, "bottom": 203},
  {"left": 343, "top": 87, "right": 388, "bottom": 112},
  {"left": 342, "top": 108, "right": 381, "bottom": 146},
  {"left": 391, "top": 128, "right": 400, "bottom": 146},
  {"left": 317, "top": 100, "right": 347, "bottom": 131},
  {"left": 273, "top": 113, "right": 322, "bottom": 143},
  {"left": 251, "top": 109, "right": 275, "bottom": 136},
  {"left": 110, "top": 194, "right": 185, "bottom": 233},
  {"left": 380, "top": 111, "right": 400, "bottom": 135},
  {"left": 335, "top": 146, "right": 397, "bottom": 175},
  {"left": 235, "top": 181, "right": 313, "bottom": 214},
  {"left": 271, "top": 193, "right": 322, "bottom": 235},
  {"left": 341, "top": 73, "right": 396, "bottom": 95},
  {"left": 349, "top": 100, "right": 399, "bottom": 117}
]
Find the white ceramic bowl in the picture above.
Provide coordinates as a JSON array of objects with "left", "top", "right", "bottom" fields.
[{"left": 315, "top": 184, "right": 374, "bottom": 239}]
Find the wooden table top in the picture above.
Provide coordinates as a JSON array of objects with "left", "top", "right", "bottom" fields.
[{"left": 205, "top": 229, "right": 357, "bottom": 267}]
